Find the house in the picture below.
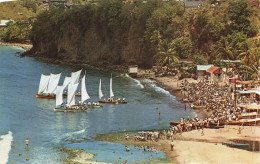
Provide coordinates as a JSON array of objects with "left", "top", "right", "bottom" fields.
[
  {"left": 196, "top": 65, "right": 213, "bottom": 80},
  {"left": 128, "top": 65, "right": 138, "bottom": 77},
  {"left": 180, "top": 59, "right": 194, "bottom": 70},
  {"left": 206, "top": 66, "right": 224, "bottom": 83},
  {"left": 0, "top": 20, "right": 13, "bottom": 27},
  {"left": 179, "top": 0, "right": 203, "bottom": 8}
]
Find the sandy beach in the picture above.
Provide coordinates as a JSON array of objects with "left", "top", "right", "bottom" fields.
[
  {"left": 158, "top": 126, "right": 260, "bottom": 164},
  {"left": 0, "top": 42, "right": 32, "bottom": 51},
  {"left": 134, "top": 69, "right": 260, "bottom": 164}
]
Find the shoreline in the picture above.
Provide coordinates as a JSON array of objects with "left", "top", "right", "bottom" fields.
[
  {"left": 0, "top": 41, "right": 33, "bottom": 51},
  {"left": 95, "top": 126, "right": 260, "bottom": 164}
]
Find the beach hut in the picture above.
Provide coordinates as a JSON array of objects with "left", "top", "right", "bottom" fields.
[
  {"left": 128, "top": 65, "right": 138, "bottom": 77},
  {"left": 206, "top": 66, "right": 223, "bottom": 83},
  {"left": 196, "top": 65, "right": 213, "bottom": 80},
  {"left": 180, "top": 59, "right": 194, "bottom": 70}
]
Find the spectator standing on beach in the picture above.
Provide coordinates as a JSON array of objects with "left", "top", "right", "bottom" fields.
[
  {"left": 171, "top": 140, "right": 174, "bottom": 151},
  {"left": 25, "top": 138, "right": 29, "bottom": 150}
]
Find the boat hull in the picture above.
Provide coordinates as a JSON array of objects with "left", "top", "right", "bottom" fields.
[
  {"left": 192, "top": 105, "right": 206, "bottom": 109},
  {"left": 36, "top": 94, "right": 55, "bottom": 99},
  {"left": 227, "top": 119, "right": 260, "bottom": 126},
  {"left": 87, "top": 105, "right": 103, "bottom": 108},
  {"left": 99, "top": 100, "right": 127, "bottom": 104},
  {"left": 54, "top": 105, "right": 88, "bottom": 112}
]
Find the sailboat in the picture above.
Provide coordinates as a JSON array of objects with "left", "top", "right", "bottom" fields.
[
  {"left": 81, "top": 73, "right": 102, "bottom": 108},
  {"left": 36, "top": 73, "right": 61, "bottom": 99},
  {"left": 98, "top": 75, "right": 127, "bottom": 104},
  {"left": 54, "top": 83, "right": 87, "bottom": 112}
]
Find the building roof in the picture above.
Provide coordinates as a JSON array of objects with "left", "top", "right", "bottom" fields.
[
  {"left": 221, "top": 59, "right": 241, "bottom": 63},
  {"left": 238, "top": 89, "right": 260, "bottom": 94},
  {"left": 206, "top": 66, "right": 223, "bottom": 74},
  {"left": 196, "top": 65, "right": 213, "bottom": 71}
]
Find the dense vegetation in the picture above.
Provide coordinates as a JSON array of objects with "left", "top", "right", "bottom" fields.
[{"left": 1, "top": 0, "right": 260, "bottom": 79}]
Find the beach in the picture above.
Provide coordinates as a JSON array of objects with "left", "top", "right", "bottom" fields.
[{"left": 132, "top": 69, "right": 260, "bottom": 163}]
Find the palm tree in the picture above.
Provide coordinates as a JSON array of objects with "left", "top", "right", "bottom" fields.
[
  {"left": 215, "top": 37, "right": 235, "bottom": 60},
  {"left": 237, "top": 40, "right": 257, "bottom": 67},
  {"left": 155, "top": 39, "right": 179, "bottom": 70}
]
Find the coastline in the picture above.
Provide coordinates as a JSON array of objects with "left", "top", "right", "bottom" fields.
[
  {"left": 0, "top": 41, "right": 33, "bottom": 51},
  {"left": 135, "top": 70, "right": 260, "bottom": 163}
]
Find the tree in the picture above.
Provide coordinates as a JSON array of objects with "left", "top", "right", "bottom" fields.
[
  {"left": 237, "top": 40, "right": 257, "bottom": 67},
  {"left": 155, "top": 39, "right": 179, "bottom": 70},
  {"left": 214, "top": 32, "right": 247, "bottom": 60},
  {"left": 228, "top": 0, "right": 257, "bottom": 37},
  {"left": 172, "top": 37, "right": 192, "bottom": 59}
]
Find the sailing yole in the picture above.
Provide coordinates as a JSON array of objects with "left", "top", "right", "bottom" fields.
[
  {"left": 36, "top": 73, "right": 61, "bottom": 99},
  {"left": 99, "top": 75, "right": 128, "bottom": 104}
]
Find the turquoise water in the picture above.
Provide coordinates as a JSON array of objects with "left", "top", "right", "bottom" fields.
[{"left": 0, "top": 45, "right": 196, "bottom": 163}]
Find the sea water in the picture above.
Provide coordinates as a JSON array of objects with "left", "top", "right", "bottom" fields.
[{"left": 0, "top": 45, "right": 196, "bottom": 163}]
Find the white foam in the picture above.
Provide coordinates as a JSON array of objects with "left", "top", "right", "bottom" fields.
[
  {"left": 0, "top": 131, "right": 13, "bottom": 164},
  {"left": 130, "top": 77, "right": 144, "bottom": 88},
  {"left": 148, "top": 82, "right": 175, "bottom": 100}
]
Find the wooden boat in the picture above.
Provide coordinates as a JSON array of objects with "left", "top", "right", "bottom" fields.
[
  {"left": 191, "top": 105, "right": 206, "bottom": 110},
  {"left": 238, "top": 112, "right": 258, "bottom": 119},
  {"left": 180, "top": 98, "right": 190, "bottom": 103},
  {"left": 36, "top": 93, "right": 55, "bottom": 99},
  {"left": 36, "top": 73, "right": 61, "bottom": 99},
  {"left": 54, "top": 82, "right": 88, "bottom": 112},
  {"left": 169, "top": 121, "right": 186, "bottom": 126},
  {"left": 98, "top": 100, "right": 127, "bottom": 104},
  {"left": 87, "top": 103, "right": 103, "bottom": 108},
  {"left": 227, "top": 118, "right": 260, "bottom": 126},
  {"left": 54, "top": 105, "right": 87, "bottom": 112},
  {"left": 98, "top": 75, "right": 128, "bottom": 104}
]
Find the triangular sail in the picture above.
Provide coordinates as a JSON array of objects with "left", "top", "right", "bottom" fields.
[
  {"left": 63, "top": 77, "right": 71, "bottom": 86},
  {"left": 56, "top": 86, "right": 65, "bottom": 106},
  {"left": 71, "top": 69, "right": 82, "bottom": 84},
  {"left": 99, "top": 79, "right": 103, "bottom": 100},
  {"left": 38, "top": 74, "right": 50, "bottom": 94},
  {"left": 67, "top": 83, "right": 79, "bottom": 107},
  {"left": 81, "top": 74, "right": 90, "bottom": 103},
  {"left": 47, "top": 73, "right": 61, "bottom": 94},
  {"left": 110, "top": 75, "right": 114, "bottom": 98}
]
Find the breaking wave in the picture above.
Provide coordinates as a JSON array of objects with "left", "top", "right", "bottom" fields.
[{"left": 0, "top": 131, "right": 13, "bottom": 164}]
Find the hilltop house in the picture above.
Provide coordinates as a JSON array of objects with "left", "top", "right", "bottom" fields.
[
  {"left": 0, "top": 20, "right": 13, "bottom": 27},
  {"left": 180, "top": 59, "right": 194, "bottom": 70}
]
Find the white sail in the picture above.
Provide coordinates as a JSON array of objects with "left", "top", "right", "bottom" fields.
[
  {"left": 46, "top": 73, "right": 61, "bottom": 94},
  {"left": 71, "top": 69, "right": 82, "bottom": 84},
  {"left": 56, "top": 86, "right": 65, "bottom": 106},
  {"left": 63, "top": 77, "right": 71, "bottom": 86},
  {"left": 110, "top": 76, "right": 114, "bottom": 98},
  {"left": 81, "top": 74, "right": 90, "bottom": 103},
  {"left": 99, "top": 79, "right": 103, "bottom": 100},
  {"left": 67, "top": 83, "right": 79, "bottom": 107},
  {"left": 38, "top": 74, "right": 50, "bottom": 94}
]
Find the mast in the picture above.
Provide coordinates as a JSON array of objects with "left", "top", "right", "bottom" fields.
[
  {"left": 110, "top": 74, "right": 114, "bottom": 98},
  {"left": 99, "top": 79, "right": 103, "bottom": 100},
  {"left": 81, "top": 71, "right": 90, "bottom": 103}
]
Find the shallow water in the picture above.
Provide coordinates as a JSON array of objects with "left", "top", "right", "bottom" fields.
[{"left": 0, "top": 45, "right": 196, "bottom": 163}]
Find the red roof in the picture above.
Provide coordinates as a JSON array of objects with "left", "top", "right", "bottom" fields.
[{"left": 206, "top": 66, "right": 223, "bottom": 74}]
